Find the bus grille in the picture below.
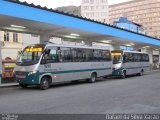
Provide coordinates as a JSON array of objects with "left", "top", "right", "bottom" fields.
[{"left": 15, "top": 71, "right": 28, "bottom": 75}]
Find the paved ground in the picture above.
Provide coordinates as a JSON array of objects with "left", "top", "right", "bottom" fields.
[{"left": 0, "top": 71, "right": 160, "bottom": 114}]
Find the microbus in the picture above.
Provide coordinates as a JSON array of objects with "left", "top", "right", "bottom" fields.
[
  {"left": 14, "top": 43, "right": 112, "bottom": 90},
  {"left": 111, "top": 50, "right": 150, "bottom": 78}
]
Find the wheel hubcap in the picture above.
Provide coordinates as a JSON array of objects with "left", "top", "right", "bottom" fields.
[
  {"left": 91, "top": 75, "right": 95, "bottom": 82},
  {"left": 43, "top": 80, "right": 48, "bottom": 87}
]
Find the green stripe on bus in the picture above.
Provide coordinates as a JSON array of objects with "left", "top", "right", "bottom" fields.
[
  {"left": 126, "top": 66, "right": 150, "bottom": 70},
  {"left": 44, "top": 68, "right": 111, "bottom": 74}
]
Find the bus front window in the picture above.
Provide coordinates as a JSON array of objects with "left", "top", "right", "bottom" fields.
[
  {"left": 16, "top": 46, "right": 44, "bottom": 66},
  {"left": 111, "top": 52, "right": 122, "bottom": 64}
]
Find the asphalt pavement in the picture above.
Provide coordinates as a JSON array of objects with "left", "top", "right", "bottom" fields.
[{"left": 0, "top": 70, "right": 160, "bottom": 114}]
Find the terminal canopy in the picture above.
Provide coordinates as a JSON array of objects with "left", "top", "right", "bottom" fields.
[{"left": 0, "top": 0, "right": 160, "bottom": 50}]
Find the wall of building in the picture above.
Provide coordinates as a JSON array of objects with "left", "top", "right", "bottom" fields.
[
  {"left": 0, "top": 31, "right": 23, "bottom": 60},
  {"left": 0, "top": 31, "right": 40, "bottom": 60},
  {"left": 113, "top": 17, "right": 146, "bottom": 34},
  {"left": 81, "top": 0, "right": 109, "bottom": 23},
  {"left": 109, "top": 0, "right": 160, "bottom": 38},
  {"left": 22, "top": 34, "right": 40, "bottom": 49}
]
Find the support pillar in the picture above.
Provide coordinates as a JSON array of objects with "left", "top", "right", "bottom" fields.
[
  {"left": 0, "top": 40, "right": 2, "bottom": 85},
  {"left": 147, "top": 49, "right": 153, "bottom": 71},
  {"left": 159, "top": 53, "right": 160, "bottom": 67}
]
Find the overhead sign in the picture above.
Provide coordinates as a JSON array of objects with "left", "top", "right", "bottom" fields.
[
  {"left": 25, "top": 48, "right": 42, "bottom": 52},
  {"left": 111, "top": 53, "right": 122, "bottom": 56}
]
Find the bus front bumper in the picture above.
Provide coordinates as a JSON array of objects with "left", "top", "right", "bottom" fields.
[
  {"left": 15, "top": 71, "right": 39, "bottom": 85},
  {"left": 112, "top": 68, "right": 123, "bottom": 76}
]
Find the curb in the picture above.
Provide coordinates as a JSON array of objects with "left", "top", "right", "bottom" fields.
[{"left": 0, "top": 83, "right": 19, "bottom": 88}]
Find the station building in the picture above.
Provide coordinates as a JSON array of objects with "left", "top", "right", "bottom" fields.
[{"left": 0, "top": 0, "right": 160, "bottom": 84}]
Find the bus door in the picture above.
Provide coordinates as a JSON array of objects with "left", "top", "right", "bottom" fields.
[
  {"left": 141, "top": 54, "right": 150, "bottom": 71},
  {"left": 123, "top": 52, "right": 136, "bottom": 75}
]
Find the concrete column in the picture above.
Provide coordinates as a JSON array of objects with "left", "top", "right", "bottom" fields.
[
  {"left": 40, "top": 34, "right": 50, "bottom": 44},
  {"left": 159, "top": 53, "right": 160, "bottom": 65},
  {"left": 0, "top": 40, "right": 2, "bottom": 85},
  {"left": 147, "top": 49, "right": 153, "bottom": 71}
]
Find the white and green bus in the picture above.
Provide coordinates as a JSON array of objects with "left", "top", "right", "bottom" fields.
[
  {"left": 14, "top": 43, "right": 112, "bottom": 90},
  {"left": 111, "top": 50, "right": 150, "bottom": 78}
]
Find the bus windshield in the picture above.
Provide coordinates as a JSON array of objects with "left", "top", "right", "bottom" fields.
[
  {"left": 111, "top": 52, "right": 122, "bottom": 64},
  {"left": 16, "top": 45, "right": 45, "bottom": 66}
]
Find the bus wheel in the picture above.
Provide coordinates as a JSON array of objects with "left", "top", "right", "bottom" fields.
[
  {"left": 19, "top": 83, "right": 28, "bottom": 88},
  {"left": 121, "top": 71, "right": 126, "bottom": 79},
  {"left": 88, "top": 73, "right": 97, "bottom": 83},
  {"left": 40, "top": 77, "right": 50, "bottom": 90}
]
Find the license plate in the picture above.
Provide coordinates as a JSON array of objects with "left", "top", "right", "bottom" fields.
[{"left": 16, "top": 75, "right": 26, "bottom": 79}]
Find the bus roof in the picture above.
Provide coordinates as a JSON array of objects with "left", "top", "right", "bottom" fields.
[
  {"left": 27, "top": 43, "right": 111, "bottom": 50},
  {"left": 112, "top": 50, "right": 148, "bottom": 54}
]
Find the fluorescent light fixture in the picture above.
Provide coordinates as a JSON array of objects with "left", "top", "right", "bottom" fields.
[
  {"left": 142, "top": 46, "right": 150, "bottom": 49},
  {"left": 1, "top": 27, "right": 27, "bottom": 32},
  {"left": 10, "top": 25, "right": 26, "bottom": 29},
  {"left": 125, "top": 44, "right": 132, "bottom": 47},
  {"left": 64, "top": 35, "right": 77, "bottom": 39},
  {"left": 81, "top": 41, "right": 85, "bottom": 44},
  {"left": 129, "top": 43, "right": 135, "bottom": 46},
  {"left": 70, "top": 33, "right": 80, "bottom": 37},
  {"left": 125, "top": 43, "right": 135, "bottom": 47},
  {"left": 101, "top": 40, "right": 112, "bottom": 44}
]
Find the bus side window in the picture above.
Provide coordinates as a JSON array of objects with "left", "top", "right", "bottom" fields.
[
  {"left": 127, "top": 53, "right": 132, "bottom": 62},
  {"left": 87, "top": 49, "right": 93, "bottom": 62},
  {"left": 133, "top": 53, "right": 137, "bottom": 62},
  {"left": 142, "top": 54, "right": 149, "bottom": 62},
  {"left": 42, "top": 48, "right": 58, "bottom": 63},
  {"left": 137, "top": 54, "right": 141, "bottom": 62},
  {"left": 104, "top": 50, "right": 111, "bottom": 61},
  {"left": 58, "top": 47, "right": 71, "bottom": 62}
]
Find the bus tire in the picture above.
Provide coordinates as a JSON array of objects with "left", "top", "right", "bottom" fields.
[
  {"left": 19, "top": 83, "right": 28, "bottom": 88},
  {"left": 121, "top": 71, "right": 126, "bottom": 79},
  {"left": 40, "top": 77, "right": 50, "bottom": 90},
  {"left": 88, "top": 73, "right": 97, "bottom": 83}
]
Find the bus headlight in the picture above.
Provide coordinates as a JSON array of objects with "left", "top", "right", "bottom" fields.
[{"left": 28, "top": 70, "right": 37, "bottom": 76}]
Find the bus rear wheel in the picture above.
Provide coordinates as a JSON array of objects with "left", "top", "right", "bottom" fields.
[
  {"left": 19, "top": 83, "right": 28, "bottom": 88},
  {"left": 88, "top": 73, "right": 97, "bottom": 83},
  {"left": 40, "top": 77, "right": 50, "bottom": 90}
]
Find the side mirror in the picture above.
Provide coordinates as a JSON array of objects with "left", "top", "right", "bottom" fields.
[{"left": 18, "top": 51, "right": 22, "bottom": 55}]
